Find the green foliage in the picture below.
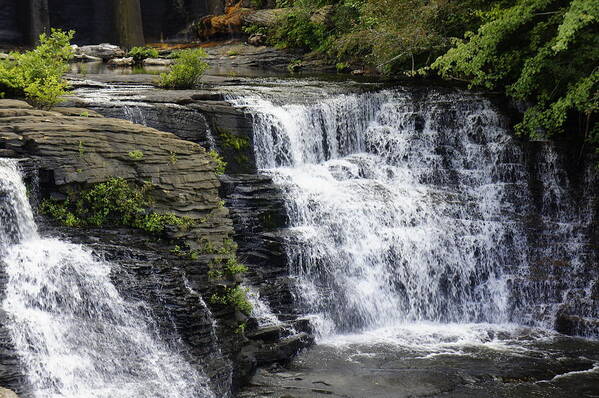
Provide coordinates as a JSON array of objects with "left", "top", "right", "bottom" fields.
[
  {"left": 242, "top": 24, "right": 268, "bottom": 36},
  {"left": 254, "top": 0, "right": 489, "bottom": 74},
  {"left": 208, "top": 149, "right": 227, "bottom": 175},
  {"left": 210, "top": 286, "right": 253, "bottom": 315},
  {"left": 331, "top": 0, "right": 488, "bottom": 73},
  {"left": 128, "top": 150, "right": 144, "bottom": 161},
  {"left": 272, "top": 8, "right": 327, "bottom": 51},
  {"left": 40, "top": 177, "right": 194, "bottom": 235},
  {"left": 209, "top": 256, "right": 248, "bottom": 279},
  {"left": 218, "top": 130, "right": 250, "bottom": 150},
  {"left": 128, "top": 46, "right": 159, "bottom": 64},
  {"left": 431, "top": 0, "right": 598, "bottom": 140},
  {"left": 336, "top": 62, "right": 350, "bottom": 72},
  {"left": 159, "top": 48, "right": 209, "bottom": 89},
  {"left": 0, "top": 28, "right": 74, "bottom": 109},
  {"left": 234, "top": 322, "right": 246, "bottom": 335}
]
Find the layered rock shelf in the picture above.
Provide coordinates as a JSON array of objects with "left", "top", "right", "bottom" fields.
[{"left": 0, "top": 98, "right": 313, "bottom": 396}]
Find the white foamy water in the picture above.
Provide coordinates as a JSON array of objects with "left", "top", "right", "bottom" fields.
[
  {"left": 0, "top": 159, "right": 214, "bottom": 398},
  {"left": 228, "top": 88, "right": 598, "bottom": 341}
]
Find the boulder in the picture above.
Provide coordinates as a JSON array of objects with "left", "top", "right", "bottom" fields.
[
  {"left": 107, "top": 57, "right": 134, "bottom": 67},
  {"left": 75, "top": 43, "right": 126, "bottom": 61},
  {"left": 72, "top": 53, "right": 103, "bottom": 62},
  {"left": 142, "top": 58, "right": 174, "bottom": 66},
  {"left": 247, "top": 33, "right": 266, "bottom": 46}
]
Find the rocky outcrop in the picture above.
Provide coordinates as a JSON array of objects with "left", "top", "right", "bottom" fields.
[
  {"left": 0, "top": 100, "right": 228, "bottom": 238},
  {"left": 196, "top": 3, "right": 254, "bottom": 41},
  {"left": 74, "top": 43, "right": 126, "bottom": 60},
  {"left": 0, "top": 98, "right": 314, "bottom": 394}
]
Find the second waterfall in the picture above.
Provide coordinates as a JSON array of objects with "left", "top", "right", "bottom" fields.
[{"left": 228, "top": 87, "right": 596, "bottom": 338}]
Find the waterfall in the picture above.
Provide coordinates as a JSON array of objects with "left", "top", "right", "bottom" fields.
[
  {"left": 0, "top": 159, "right": 215, "bottom": 398},
  {"left": 228, "top": 88, "right": 598, "bottom": 338}
]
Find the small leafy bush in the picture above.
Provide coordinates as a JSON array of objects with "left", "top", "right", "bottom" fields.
[
  {"left": 210, "top": 286, "right": 253, "bottom": 315},
  {"left": 208, "top": 149, "right": 227, "bottom": 175},
  {"left": 0, "top": 28, "right": 74, "bottom": 109},
  {"left": 128, "top": 46, "right": 159, "bottom": 64},
  {"left": 40, "top": 177, "right": 194, "bottom": 235},
  {"left": 159, "top": 48, "right": 209, "bottom": 89},
  {"left": 272, "top": 8, "right": 327, "bottom": 51}
]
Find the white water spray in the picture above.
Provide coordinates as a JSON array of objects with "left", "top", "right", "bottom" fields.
[
  {"left": 228, "top": 88, "right": 596, "bottom": 339},
  {"left": 0, "top": 159, "right": 215, "bottom": 398}
]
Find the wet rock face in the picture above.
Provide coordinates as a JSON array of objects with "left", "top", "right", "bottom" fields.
[
  {"left": 0, "top": 99, "right": 239, "bottom": 393},
  {"left": 0, "top": 98, "right": 314, "bottom": 394},
  {"left": 219, "top": 174, "right": 296, "bottom": 316}
]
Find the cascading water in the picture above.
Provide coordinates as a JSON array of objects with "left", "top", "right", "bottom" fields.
[
  {"left": 0, "top": 159, "right": 215, "bottom": 398},
  {"left": 228, "top": 88, "right": 598, "bottom": 338}
]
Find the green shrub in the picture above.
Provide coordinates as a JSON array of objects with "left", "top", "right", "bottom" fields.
[
  {"left": 210, "top": 286, "right": 253, "bottom": 315},
  {"left": 0, "top": 28, "right": 74, "bottom": 109},
  {"left": 159, "top": 48, "right": 209, "bottom": 89},
  {"left": 128, "top": 46, "right": 159, "bottom": 64},
  {"left": 271, "top": 8, "right": 327, "bottom": 51},
  {"left": 40, "top": 177, "right": 194, "bottom": 235},
  {"left": 208, "top": 149, "right": 227, "bottom": 175}
]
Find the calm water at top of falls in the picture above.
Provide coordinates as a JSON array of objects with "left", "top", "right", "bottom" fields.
[{"left": 0, "top": 159, "right": 215, "bottom": 398}]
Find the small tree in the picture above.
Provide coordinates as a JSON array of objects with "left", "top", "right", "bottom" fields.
[
  {"left": 159, "top": 48, "right": 209, "bottom": 89},
  {"left": 432, "top": 0, "right": 598, "bottom": 141},
  {"left": 0, "top": 28, "right": 74, "bottom": 109}
]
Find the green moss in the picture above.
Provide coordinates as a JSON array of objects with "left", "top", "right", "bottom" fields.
[
  {"left": 169, "top": 151, "right": 177, "bottom": 165},
  {"left": 40, "top": 177, "right": 194, "bottom": 235},
  {"left": 128, "top": 150, "right": 144, "bottom": 161},
  {"left": 234, "top": 322, "right": 246, "bottom": 334},
  {"left": 217, "top": 129, "right": 250, "bottom": 150},
  {"left": 208, "top": 150, "right": 227, "bottom": 175}
]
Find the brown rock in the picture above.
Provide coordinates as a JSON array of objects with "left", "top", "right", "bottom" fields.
[
  {"left": 0, "top": 388, "right": 19, "bottom": 398},
  {"left": 0, "top": 99, "right": 233, "bottom": 246}
]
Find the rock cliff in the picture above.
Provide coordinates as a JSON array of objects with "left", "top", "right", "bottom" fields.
[{"left": 0, "top": 98, "right": 312, "bottom": 396}]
